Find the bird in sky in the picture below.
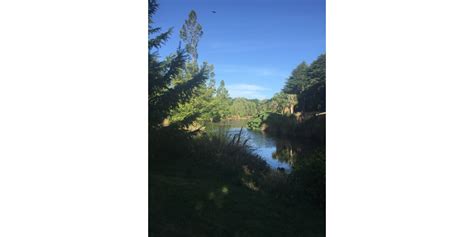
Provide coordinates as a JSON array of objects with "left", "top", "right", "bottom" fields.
[{"left": 211, "top": 10, "right": 216, "bottom": 13}]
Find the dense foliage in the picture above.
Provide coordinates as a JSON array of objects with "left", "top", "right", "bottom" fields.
[
  {"left": 247, "top": 112, "right": 270, "bottom": 130},
  {"left": 148, "top": 0, "right": 209, "bottom": 129},
  {"left": 229, "top": 98, "right": 258, "bottom": 118},
  {"left": 284, "top": 54, "right": 326, "bottom": 113},
  {"left": 298, "top": 54, "right": 326, "bottom": 112},
  {"left": 247, "top": 54, "right": 326, "bottom": 131}
]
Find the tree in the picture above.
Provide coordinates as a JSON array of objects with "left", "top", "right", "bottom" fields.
[
  {"left": 180, "top": 10, "right": 203, "bottom": 62},
  {"left": 215, "top": 80, "right": 231, "bottom": 118},
  {"left": 169, "top": 62, "right": 220, "bottom": 123},
  {"left": 283, "top": 62, "right": 309, "bottom": 94},
  {"left": 148, "top": 0, "right": 208, "bottom": 128},
  {"left": 306, "top": 53, "right": 326, "bottom": 85},
  {"left": 299, "top": 54, "right": 325, "bottom": 112},
  {"left": 287, "top": 94, "right": 298, "bottom": 114},
  {"left": 270, "top": 92, "right": 296, "bottom": 114},
  {"left": 299, "top": 81, "right": 325, "bottom": 112},
  {"left": 167, "top": 10, "right": 227, "bottom": 124},
  {"left": 207, "top": 64, "right": 216, "bottom": 95},
  {"left": 257, "top": 99, "right": 272, "bottom": 113},
  {"left": 280, "top": 54, "right": 326, "bottom": 113},
  {"left": 229, "top": 98, "right": 258, "bottom": 118},
  {"left": 216, "top": 80, "right": 230, "bottom": 99}
]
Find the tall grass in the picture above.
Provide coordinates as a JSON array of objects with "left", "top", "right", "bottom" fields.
[
  {"left": 150, "top": 124, "right": 325, "bottom": 206},
  {"left": 150, "top": 125, "right": 326, "bottom": 237},
  {"left": 151, "top": 125, "right": 270, "bottom": 189}
]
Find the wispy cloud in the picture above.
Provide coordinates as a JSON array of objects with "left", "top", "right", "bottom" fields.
[{"left": 227, "top": 83, "right": 270, "bottom": 99}]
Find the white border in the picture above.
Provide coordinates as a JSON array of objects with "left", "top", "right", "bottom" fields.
[
  {"left": 0, "top": 0, "right": 147, "bottom": 236},
  {"left": 328, "top": 0, "right": 474, "bottom": 236}
]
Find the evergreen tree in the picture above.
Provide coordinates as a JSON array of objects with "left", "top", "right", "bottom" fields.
[
  {"left": 306, "top": 53, "right": 326, "bottom": 85},
  {"left": 216, "top": 80, "right": 230, "bottom": 99},
  {"left": 207, "top": 64, "right": 216, "bottom": 95},
  {"left": 167, "top": 10, "right": 224, "bottom": 124},
  {"left": 283, "top": 62, "right": 309, "bottom": 94},
  {"left": 215, "top": 80, "right": 231, "bottom": 118},
  {"left": 300, "top": 54, "right": 325, "bottom": 112},
  {"left": 279, "top": 54, "right": 326, "bottom": 113},
  {"left": 180, "top": 10, "right": 203, "bottom": 62},
  {"left": 170, "top": 62, "right": 219, "bottom": 123},
  {"left": 148, "top": 0, "right": 208, "bottom": 128},
  {"left": 299, "top": 80, "right": 325, "bottom": 112}
]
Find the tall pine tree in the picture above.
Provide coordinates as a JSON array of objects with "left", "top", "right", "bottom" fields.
[
  {"left": 300, "top": 54, "right": 325, "bottom": 112},
  {"left": 215, "top": 80, "right": 231, "bottom": 119},
  {"left": 180, "top": 10, "right": 203, "bottom": 62},
  {"left": 283, "top": 62, "right": 309, "bottom": 94},
  {"left": 148, "top": 0, "right": 208, "bottom": 128}
]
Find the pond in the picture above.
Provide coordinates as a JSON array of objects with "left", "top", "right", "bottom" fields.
[{"left": 205, "top": 120, "right": 316, "bottom": 172}]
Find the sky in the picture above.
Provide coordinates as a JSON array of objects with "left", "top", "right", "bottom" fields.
[{"left": 155, "top": 0, "right": 325, "bottom": 99}]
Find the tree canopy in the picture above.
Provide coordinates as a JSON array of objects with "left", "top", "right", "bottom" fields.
[
  {"left": 180, "top": 10, "right": 203, "bottom": 62},
  {"left": 283, "top": 62, "right": 309, "bottom": 94},
  {"left": 282, "top": 53, "right": 326, "bottom": 113},
  {"left": 148, "top": 0, "right": 209, "bottom": 128}
]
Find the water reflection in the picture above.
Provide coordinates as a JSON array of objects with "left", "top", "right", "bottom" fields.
[{"left": 205, "top": 121, "right": 317, "bottom": 172}]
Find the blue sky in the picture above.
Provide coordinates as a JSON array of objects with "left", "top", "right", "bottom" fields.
[{"left": 155, "top": 0, "right": 325, "bottom": 99}]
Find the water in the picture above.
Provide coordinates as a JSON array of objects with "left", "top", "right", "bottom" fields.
[
  {"left": 226, "top": 127, "right": 292, "bottom": 171},
  {"left": 205, "top": 120, "right": 314, "bottom": 172}
]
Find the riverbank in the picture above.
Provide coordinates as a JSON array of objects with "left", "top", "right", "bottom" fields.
[
  {"left": 248, "top": 112, "right": 326, "bottom": 144},
  {"left": 149, "top": 127, "right": 325, "bottom": 236},
  {"left": 224, "top": 116, "right": 253, "bottom": 121}
]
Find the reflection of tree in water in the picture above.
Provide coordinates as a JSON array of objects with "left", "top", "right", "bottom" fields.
[
  {"left": 272, "top": 139, "right": 319, "bottom": 167},
  {"left": 204, "top": 124, "right": 323, "bottom": 171},
  {"left": 272, "top": 140, "right": 296, "bottom": 166}
]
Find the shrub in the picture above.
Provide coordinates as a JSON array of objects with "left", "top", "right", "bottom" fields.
[
  {"left": 289, "top": 151, "right": 326, "bottom": 208},
  {"left": 247, "top": 112, "right": 270, "bottom": 130},
  {"left": 263, "top": 113, "right": 298, "bottom": 136}
]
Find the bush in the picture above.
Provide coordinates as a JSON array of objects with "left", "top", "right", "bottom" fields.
[
  {"left": 289, "top": 151, "right": 326, "bottom": 207},
  {"left": 149, "top": 126, "right": 194, "bottom": 168},
  {"left": 247, "top": 112, "right": 270, "bottom": 130},
  {"left": 295, "top": 114, "right": 326, "bottom": 142},
  {"left": 263, "top": 113, "right": 298, "bottom": 136}
]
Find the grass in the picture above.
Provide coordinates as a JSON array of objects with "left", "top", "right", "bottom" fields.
[{"left": 149, "top": 127, "right": 325, "bottom": 237}]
